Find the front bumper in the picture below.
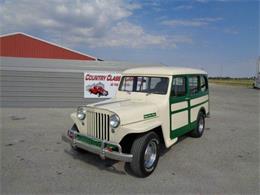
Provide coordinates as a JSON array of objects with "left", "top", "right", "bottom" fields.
[{"left": 61, "top": 130, "right": 133, "bottom": 162}]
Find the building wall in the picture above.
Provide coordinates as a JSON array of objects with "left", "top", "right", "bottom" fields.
[
  {"left": 1, "top": 70, "right": 90, "bottom": 107},
  {"left": 0, "top": 57, "right": 161, "bottom": 107}
]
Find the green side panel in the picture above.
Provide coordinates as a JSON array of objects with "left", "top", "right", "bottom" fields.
[
  {"left": 171, "top": 107, "right": 188, "bottom": 115},
  {"left": 144, "top": 112, "right": 157, "bottom": 119},
  {"left": 190, "top": 100, "right": 209, "bottom": 109},
  {"left": 190, "top": 121, "right": 197, "bottom": 129},
  {"left": 171, "top": 121, "right": 197, "bottom": 139},
  {"left": 170, "top": 99, "right": 208, "bottom": 115},
  {"left": 169, "top": 74, "right": 209, "bottom": 140}
]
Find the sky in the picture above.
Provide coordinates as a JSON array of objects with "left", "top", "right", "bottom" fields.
[{"left": 0, "top": 0, "right": 259, "bottom": 77}]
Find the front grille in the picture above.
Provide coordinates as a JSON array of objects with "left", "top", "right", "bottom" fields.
[{"left": 86, "top": 110, "right": 110, "bottom": 141}]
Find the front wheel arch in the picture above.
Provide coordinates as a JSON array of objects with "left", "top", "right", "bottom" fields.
[{"left": 119, "top": 126, "right": 164, "bottom": 154}]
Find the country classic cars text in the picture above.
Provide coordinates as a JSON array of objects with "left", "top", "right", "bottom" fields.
[{"left": 85, "top": 74, "right": 121, "bottom": 82}]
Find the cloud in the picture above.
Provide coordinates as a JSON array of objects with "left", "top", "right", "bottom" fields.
[
  {"left": 223, "top": 28, "right": 239, "bottom": 35},
  {"left": 171, "top": 35, "right": 193, "bottom": 44},
  {"left": 0, "top": 0, "right": 194, "bottom": 49},
  {"left": 65, "top": 21, "right": 170, "bottom": 48},
  {"left": 125, "top": 2, "right": 142, "bottom": 10},
  {"left": 174, "top": 5, "right": 193, "bottom": 10},
  {"left": 0, "top": 0, "right": 133, "bottom": 36},
  {"left": 62, "top": 21, "right": 194, "bottom": 48},
  {"left": 1, "top": 0, "right": 177, "bottom": 48},
  {"left": 162, "top": 17, "right": 223, "bottom": 27},
  {"left": 195, "top": 0, "right": 231, "bottom": 2},
  {"left": 194, "top": 0, "right": 208, "bottom": 3}
]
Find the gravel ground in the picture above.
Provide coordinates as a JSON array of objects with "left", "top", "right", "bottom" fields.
[{"left": 1, "top": 84, "right": 259, "bottom": 194}]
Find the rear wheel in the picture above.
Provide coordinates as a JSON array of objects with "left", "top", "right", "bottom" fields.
[
  {"left": 190, "top": 111, "right": 205, "bottom": 138},
  {"left": 129, "top": 132, "right": 160, "bottom": 177}
]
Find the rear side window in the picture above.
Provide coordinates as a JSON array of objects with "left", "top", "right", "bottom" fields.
[
  {"left": 200, "top": 76, "right": 208, "bottom": 92},
  {"left": 189, "top": 76, "right": 199, "bottom": 95},
  {"left": 171, "top": 77, "right": 186, "bottom": 97}
]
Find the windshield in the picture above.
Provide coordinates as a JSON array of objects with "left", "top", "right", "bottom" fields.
[{"left": 119, "top": 76, "right": 169, "bottom": 95}]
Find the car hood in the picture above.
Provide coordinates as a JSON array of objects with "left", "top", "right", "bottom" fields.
[{"left": 89, "top": 99, "right": 158, "bottom": 125}]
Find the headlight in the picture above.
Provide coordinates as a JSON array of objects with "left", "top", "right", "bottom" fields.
[
  {"left": 77, "top": 106, "right": 87, "bottom": 120},
  {"left": 110, "top": 114, "right": 120, "bottom": 128}
]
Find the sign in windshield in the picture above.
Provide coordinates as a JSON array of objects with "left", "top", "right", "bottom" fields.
[{"left": 119, "top": 76, "right": 169, "bottom": 95}]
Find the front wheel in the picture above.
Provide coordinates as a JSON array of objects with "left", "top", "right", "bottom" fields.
[{"left": 129, "top": 132, "right": 160, "bottom": 177}]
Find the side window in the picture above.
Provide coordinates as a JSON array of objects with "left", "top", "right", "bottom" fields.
[
  {"left": 200, "top": 76, "right": 208, "bottom": 92},
  {"left": 120, "top": 76, "right": 134, "bottom": 91},
  {"left": 150, "top": 77, "right": 168, "bottom": 92},
  {"left": 150, "top": 77, "right": 161, "bottom": 89},
  {"left": 171, "top": 77, "right": 186, "bottom": 97},
  {"left": 189, "top": 76, "right": 199, "bottom": 95},
  {"left": 136, "top": 77, "right": 149, "bottom": 91}
]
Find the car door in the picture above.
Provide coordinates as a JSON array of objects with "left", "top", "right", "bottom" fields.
[
  {"left": 189, "top": 75, "right": 209, "bottom": 128},
  {"left": 169, "top": 76, "right": 190, "bottom": 139}
]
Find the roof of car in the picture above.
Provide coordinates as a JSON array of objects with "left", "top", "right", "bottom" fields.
[{"left": 123, "top": 66, "right": 207, "bottom": 76}]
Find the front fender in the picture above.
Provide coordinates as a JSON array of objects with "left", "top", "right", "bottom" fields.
[
  {"left": 70, "top": 112, "right": 89, "bottom": 135},
  {"left": 122, "top": 119, "right": 162, "bottom": 133},
  {"left": 112, "top": 118, "right": 162, "bottom": 143}
]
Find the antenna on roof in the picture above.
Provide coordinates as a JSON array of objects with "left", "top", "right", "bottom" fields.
[{"left": 159, "top": 62, "right": 169, "bottom": 67}]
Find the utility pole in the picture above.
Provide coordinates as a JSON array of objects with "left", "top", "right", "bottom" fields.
[{"left": 254, "top": 57, "right": 260, "bottom": 88}]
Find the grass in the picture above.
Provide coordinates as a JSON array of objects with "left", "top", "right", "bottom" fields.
[{"left": 209, "top": 79, "right": 254, "bottom": 87}]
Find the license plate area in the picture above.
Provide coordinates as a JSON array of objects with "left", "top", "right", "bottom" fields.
[{"left": 75, "top": 133, "right": 118, "bottom": 151}]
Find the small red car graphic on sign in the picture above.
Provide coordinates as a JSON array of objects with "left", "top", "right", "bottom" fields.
[{"left": 88, "top": 85, "right": 109, "bottom": 97}]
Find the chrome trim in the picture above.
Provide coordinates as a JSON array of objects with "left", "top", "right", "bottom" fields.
[
  {"left": 61, "top": 130, "right": 133, "bottom": 162},
  {"left": 144, "top": 138, "right": 158, "bottom": 171},
  {"left": 86, "top": 110, "right": 110, "bottom": 141}
]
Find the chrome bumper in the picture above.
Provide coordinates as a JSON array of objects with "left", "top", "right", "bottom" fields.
[{"left": 61, "top": 130, "right": 133, "bottom": 162}]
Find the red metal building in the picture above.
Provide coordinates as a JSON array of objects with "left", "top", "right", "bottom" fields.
[{"left": 0, "top": 32, "right": 97, "bottom": 60}]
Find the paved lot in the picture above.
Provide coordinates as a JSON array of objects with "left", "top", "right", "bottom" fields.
[{"left": 1, "top": 84, "right": 259, "bottom": 194}]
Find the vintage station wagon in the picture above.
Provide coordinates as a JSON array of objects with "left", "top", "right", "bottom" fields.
[{"left": 62, "top": 67, "right": 210, "bottom": 177}]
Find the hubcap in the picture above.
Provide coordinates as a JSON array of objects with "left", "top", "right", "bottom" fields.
[
  {"left": 144, "top": 139, "right": 157, "bottom": 171},
  {"left": 198, "top": 117, "right": 204, "bottom": 133}
]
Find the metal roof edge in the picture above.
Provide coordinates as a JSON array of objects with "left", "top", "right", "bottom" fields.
[{"left": 0, "top": 32, "right": 97, "bottom": 61}]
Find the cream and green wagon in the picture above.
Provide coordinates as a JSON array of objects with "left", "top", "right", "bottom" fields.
[{"left": 62, "top": 67, "right": 210, "bottom": 177}]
